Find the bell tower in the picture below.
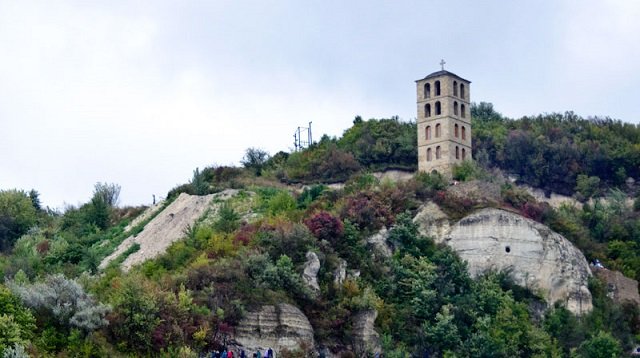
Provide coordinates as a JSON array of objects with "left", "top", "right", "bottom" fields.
[{"left": 416, "top": 62, "right": 472, "bottom": 176}]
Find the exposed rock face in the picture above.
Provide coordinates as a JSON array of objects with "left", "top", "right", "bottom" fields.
[
  {"left": 334, "top": 259, "right": 347, "bottom": 286},
  {"left": 593, "top": 268, "right": 640, "bottom": 306},
  {"left": 303, "top": 251, "right": 321, "bottom": 292},
  {"left": 234, "top": 303, "right": 315, "bottom": 353},
  {"left": 100, "top": 191, "right": 237, "bottom": 271},
  {"left": 444, "top": 208, "right": 593, "bottom": 315},
  {"left": 352, "top": 310, "right": 381, "bottom": 354},
  {"left": 413, "top": 202, "right": 450, "bottom": 240},
  {"left": 366, "top": 228, "right": 392, "bottom": 258},
  {"left": 522, "top": 185, "right": 580, "bottom": 209}
]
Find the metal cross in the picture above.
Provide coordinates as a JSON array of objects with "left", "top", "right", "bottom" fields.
[{"left": 440, "top": 59, "right": 446, "bottom": 70}]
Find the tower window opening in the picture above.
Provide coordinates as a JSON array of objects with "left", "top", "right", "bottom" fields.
[
  {"left": 453, "top": 81, "right": 458, "bottom": 96},
  {"left": 456, "top": 146, "right": 459, "bottom": 159},
  {"left": 462, "top": 126, "right": 466, "bottom": 140},
  {"left": 435, "top": 81, "right": 441, "bottom": 96},
  {"left": 425, "top": 103, "right": 431, "bottom": 118},
  {"left": 425, "top": 126, "right": 431, "bottom": 140},
  {"left": 427, "top": 148, "right": 432, "bottom": 161},
  {"left": 424, "top": 83, "right": 431, "bottom": 99},
  {"left": 462, "top": 148, "right": 466, "bottom": 160},
  {"left": 460, "top": 83, "right": 465, "bottom": 98},
  {"left": 461, "top": 104, "right": 466, "bottom": 118},
  {"left": 436, "top": 146, "right": 441, "bottom": 159},
  {"left": 435, "top": 101, "right": 441, "bottom": 115},
  {"left": 454, "top": 101, "right": 459, "bottom": 116},
  {"left": 435, "top": 123, "right": 441, "bottom": 138},
  {"left": 455, "top": 123, "right": 459, "bottom": 138}
]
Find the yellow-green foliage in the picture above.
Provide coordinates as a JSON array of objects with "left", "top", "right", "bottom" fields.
[{"left": 207, "top": 233, "right": 235, "bottom": 258}]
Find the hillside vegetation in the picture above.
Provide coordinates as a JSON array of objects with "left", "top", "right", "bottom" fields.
[{"left": 0, "top": 105, "right": 639, "bottom": 357}]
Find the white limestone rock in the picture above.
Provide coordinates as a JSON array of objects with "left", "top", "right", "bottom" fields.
[
  {"left": 366, "top": 228, "right": 393, "bottom": 258},
  {"left": 352, "top": 310, "right": 381, "bottom": 354},
  {"left": 303, "top": 251, "right": 321, "bottom": 292},
  {"left": 334, "top": 259, "right": 347, "bottom": 286},
  {"left": 234, "top": 303, "right": 315, "bottom": 353},
  {"left": 445, "top": 208, "right": 593, "bottom": 315},
  {"left": 413, "top": 201, "right": 450, "bottom": 241}
]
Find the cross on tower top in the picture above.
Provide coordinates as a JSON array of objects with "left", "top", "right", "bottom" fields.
[{"left": 440, "top": 59, "right": 446, "bottom": 70}]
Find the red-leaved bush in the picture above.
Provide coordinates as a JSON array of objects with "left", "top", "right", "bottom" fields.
[
  {"left": 340, "top": 192, "right": 393, "bottom": 231},
  {"left": 233, "top": 223, "right": 257, "bottom": 246},
  {"left": 304, "top": 211, "right": 344, "bottom": 244}
]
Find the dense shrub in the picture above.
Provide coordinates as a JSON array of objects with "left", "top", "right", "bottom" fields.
[
  {"left": 284, "top": 141, "right": 361, "bottom": 183},
  {"left": 257, "top": 221, "right": 316, "bottom": 264},
  {"left": 8, "top": 274, "right": 110, "bottom": 333},
  {"left": 304, "top": 211, "right": 344, "bottom": 245},
  {"left": 340, "top": 192, "right": 393, "bottom": 231},
  {"left": 338, "top": 116, "right": 417, "bottom": 170}
]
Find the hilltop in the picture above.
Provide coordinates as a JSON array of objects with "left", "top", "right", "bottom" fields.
[{"left": 0, "top": 103, "right": 640, "bottom": 357}]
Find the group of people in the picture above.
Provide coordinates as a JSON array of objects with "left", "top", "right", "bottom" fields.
[{"left": 207, "top": 348, "right": 274, "bottom": 358}]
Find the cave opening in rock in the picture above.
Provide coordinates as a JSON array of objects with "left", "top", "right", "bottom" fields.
[{"left": 505, "top": 246, "right": 511, "bottom": 253}]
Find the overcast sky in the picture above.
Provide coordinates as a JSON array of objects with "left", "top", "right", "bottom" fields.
[{"left": 1, "top": 0, "right": 639, "bottom": 209}]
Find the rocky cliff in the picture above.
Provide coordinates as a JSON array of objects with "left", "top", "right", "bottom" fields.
[
  {"left": 415, "top": 206, "right": 593, "bottom": 315},
  {"left": 233, "top": 303, "right": 315, "bottom": 353},
  {"left": 593, "top": 268, "right": 640, "bottom": 306}
]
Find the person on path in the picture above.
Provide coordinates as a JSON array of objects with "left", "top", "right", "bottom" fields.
[
  {"left": 240, "top": 350, "right": 246, "bottom": 358},
  {"left": 267, "top": 348, "right": 274, "bottom": 358}
]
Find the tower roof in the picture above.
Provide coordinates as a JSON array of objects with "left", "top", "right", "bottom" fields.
[{"left": 416, "top": 70, "right": 471, "bottom": 83}]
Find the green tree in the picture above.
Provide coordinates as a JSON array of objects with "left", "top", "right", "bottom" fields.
[
  {"left": 213, "top": 203, "right": 240, "bottom": 233},
  {"left": 575, "top": 175, "right": 601, "bottom": 201},
  {"left": 92, "top": 182, "right": 121, "bottom": 207},
  {"left": 109, "top": 277, "right": 160, "bottom": 353},
  {"left": 0, "top": 190, "right": 37, "bottom": 251},
  {"left": 422, "top": 304, "right": 462, "bottom": 354},
  {"left": 241, "top": 147, "right": 270, "bottom": 176},
  {"left": 0, "top": 285, "right": 35, "bottom": 354},
  {"left": 578, "top": 331, "right": 623, "bottom": 358}
]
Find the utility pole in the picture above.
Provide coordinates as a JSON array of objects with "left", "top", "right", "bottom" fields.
[{"left": 293, "top": 122, "right": 313, "bottom": 151}]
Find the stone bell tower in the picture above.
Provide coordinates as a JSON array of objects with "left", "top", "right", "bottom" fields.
[{"left": 416, "top": 62, "right": 472, "bottom": 176}]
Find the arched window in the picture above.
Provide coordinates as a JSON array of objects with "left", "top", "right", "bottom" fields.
[
  {"left": 460, "top": 83, "right": 465, "bottom": 98},
  {"left": 435, "top": 123, "right": 441, "bottom": 138},
  {"left": 454, "top": 123, "right": 459, "bottom": 138},
  {"left": 427, "top": 148, "right": 432, "bottom": 161},
  {"left": 462, "top": 126, "right": 466, "bottom": 140},
  {"left": 435, "top": 101, "right": 441, "bottom": 115},
  {"left": 454, "top": 101, "right": 459, "bottom": 116},
  {"left": 461, "top": 104, "right": 466, "bottom": 118},
  {"left": 436, "top": 146, "right": 441, "bottom": 159},
  {"left": 425, "top": 103, "right": 431, "bottom": 118},
  {"left": 435, "top": 81, "right": 441, "bottom": 96},
  {"left": 462, "top": 148, "right": 466, "bottom": 160},
  {"left": 424, "top": 83, "right": 431, "bottom": 99},
  {"left": 453, "top": 81, "right": 458, "bottom": 96},
  {"left": 456, "top": 146, "right": 460, "bottom": 159},
  {"left": 425, "top": 126, "right": 431, "bottom": 140}
]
